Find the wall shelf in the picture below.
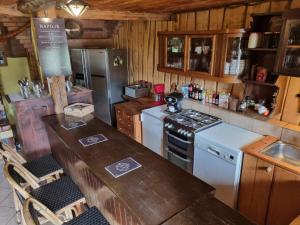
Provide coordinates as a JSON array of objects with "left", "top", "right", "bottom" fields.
[
  {"left": 158, "top": 67, "right": 242, "bottom": 84},
  {"left": 247, "top": 48, "right": 277, "bottom": 52},
  {"left": 244, "top": 80, "right": 278, "bottom": 87}
]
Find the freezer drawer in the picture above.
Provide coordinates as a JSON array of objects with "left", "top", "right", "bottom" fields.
[{"left": 141, "top": 113, "right": 163, "bottom": 156}]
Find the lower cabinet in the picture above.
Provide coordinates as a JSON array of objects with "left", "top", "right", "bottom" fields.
[
  {"left": 238, "top": 154, "right": 274, "bottom": 225},
  {"left": 238, "top": 153, "right": 300, "bottom": 225},
  {"left": 115, "top": 105, "right": 142, "bottom": 143},
  {"left": 267, "top": 167, "right": 300, "bottom": 225}
]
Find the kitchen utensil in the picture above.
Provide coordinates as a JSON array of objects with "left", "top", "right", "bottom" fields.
[{"left": 165, "top": 92, "right": 183, "bottom": 113}]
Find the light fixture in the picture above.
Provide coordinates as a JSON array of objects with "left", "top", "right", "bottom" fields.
[{"left": 61, "top": 0, "right": 89, "bottom": 17}]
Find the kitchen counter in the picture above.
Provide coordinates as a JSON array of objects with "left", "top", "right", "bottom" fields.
[
  {"left": 141, "top": 104, "right": 168, "bottom": 121},
  {"left": 43, "top": 114, "right": 254, "bottom": 225},
  {"left": 115, "top": 96, "right": 164, "bottom": 116},
  {"left": 5, "top": 87, "right": 93, "bottom": 160},
  {"left": 163, "top": 196, "right": 254, "bottom": 225},
  {"left": 242, "top": 135, "right": 300, "bottom": 175},
  {"left": 5, "top": 86, "right": 91, "bottom": 104},
  {"left": 43, "top": 114, "right": 214, "bottom": 225}
]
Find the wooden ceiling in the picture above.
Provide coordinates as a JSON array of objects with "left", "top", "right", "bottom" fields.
[
  {"left": 86, "top": 0, "right": 253, "bottom": 13},
  {"left": 0, "top": 0, "right": 264, "bottom": 20},
  {"left": 1, "top": 0, "right": 261, "bottom": 13},
  {"left": 0, "top": 0, "right": 16, "bottom": 5}
]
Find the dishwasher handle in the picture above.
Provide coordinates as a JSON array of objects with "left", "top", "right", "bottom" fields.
[{"left": 207, "top": 146, "right": 221, "bottom": 157}]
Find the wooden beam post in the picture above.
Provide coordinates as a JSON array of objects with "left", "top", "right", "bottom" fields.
[{"left": 37, "top": 7, "right": 68, "bottom": 114}]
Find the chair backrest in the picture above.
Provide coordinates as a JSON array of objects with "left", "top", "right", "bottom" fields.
[
  {"left": 23, "top": 197, "right": 63, "bottom": 225},
  {"left": 3, "top": 161, "right": 40, "bottom": 203},
  {"left": 0, "top": 143, "right": 26, "bottom": 164},
  {"left": 0, "top": 144, "right": 40, "bottom": 183}
]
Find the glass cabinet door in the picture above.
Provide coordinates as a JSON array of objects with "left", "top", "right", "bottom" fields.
[
  {"left": 282, "top": 22, "right": 300, "bottom": 74},
  {"left": 188, "top": 36, "right": 214, "bottom": 74},
  {"left": 165, "top": 36, "right": 185, "bottom": 70},
  {"left": 224, "top": 36, "right": 248, "bottom": 76}
]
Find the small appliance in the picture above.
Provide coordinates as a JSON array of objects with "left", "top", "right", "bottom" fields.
[
  {"left": 165, "top": 92, "right": 183, "bottom": 113},
  {"left": 153, "top": 84, "right": 165, "bottom": 103}
]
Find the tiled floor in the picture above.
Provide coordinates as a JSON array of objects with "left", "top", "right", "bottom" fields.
[{"left": 0, "top": 160, "right": 18, "bottom": 225}]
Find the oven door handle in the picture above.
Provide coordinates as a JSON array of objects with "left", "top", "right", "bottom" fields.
[
  {"left": 165, "top": 131, "right": 192, "bottom": 144},
  {"left": 165, "top": 148, "right": 191, "bottom": 163}
]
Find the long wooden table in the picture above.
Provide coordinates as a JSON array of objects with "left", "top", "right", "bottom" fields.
[{"left": 43, "top": 114, "right": 254, "bottom": 225}]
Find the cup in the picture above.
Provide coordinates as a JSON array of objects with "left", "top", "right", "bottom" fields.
[{"left": 195, "top": 46, "right": 202, "bottom": 55}]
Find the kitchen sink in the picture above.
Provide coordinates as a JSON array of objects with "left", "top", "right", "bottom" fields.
[{"left": 261, "top": 141, "right": 300, "bottom": 167}]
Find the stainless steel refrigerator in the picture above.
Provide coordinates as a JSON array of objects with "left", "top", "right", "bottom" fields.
[{"left": 70, "top": 49, "right": 128, "bottom": 126}]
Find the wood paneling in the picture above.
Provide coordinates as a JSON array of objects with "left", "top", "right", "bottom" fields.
[{"left": 114, "top": 1, "right": 296, "bottom": 95}]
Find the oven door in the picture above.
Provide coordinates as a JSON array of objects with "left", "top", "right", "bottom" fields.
[
  {"left": 163, "top": 129, "right": 194, "bottom": 173},
  {"left": 165, "top": 147, "right": 193, "bottom": 173}
]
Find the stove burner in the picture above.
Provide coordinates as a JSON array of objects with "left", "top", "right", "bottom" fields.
[{"left": 164, "top": 109, "right": 222, "bottom": 133}]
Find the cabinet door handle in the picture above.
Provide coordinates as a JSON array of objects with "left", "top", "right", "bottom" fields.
[{"left": 258, "top": 166, "right": 272, "bottom": 173}]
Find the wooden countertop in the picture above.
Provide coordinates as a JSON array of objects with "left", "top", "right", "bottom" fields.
[
  {"left": 242, "top": 136, "right": 300, "bottom": 175},
  {"left": 115, "top": 96, "right": 164, "bottom": 115},
  {"left": 5, "top": 86, "right": 92, "bottom": 104},
  {"left": 163, "top": 196, "right": 254, "bottom": 225},
  {"left": 43, "top": 114, "right": 215, "bottom": 225}
]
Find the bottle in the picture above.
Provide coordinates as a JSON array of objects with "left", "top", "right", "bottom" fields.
[
  {"left": 202, "top": 90, "right": 206, "bottom": 104},
  {"left": 208, "top": 92, "right": 213, "bottom": 104},
  {"left": 195, "top": 84, "right": 199, "bottom": 100},
  {"left": 198, "top": 87, "right": 203, "bottom": 102},
  {"left": 212, "top": 92, "right": 216, "bottom": 104},
  {"left": 188, "top": 84, "right": 193, "bottom": 98},
  {"left": 215, "top": 92, "right": 219, "bottom": 105},
  {"left": 191, "top": 84, "right": 195, "bottom": 99},
  {"left": 205, "top": 90, "right": 210, "bottom": 103}
]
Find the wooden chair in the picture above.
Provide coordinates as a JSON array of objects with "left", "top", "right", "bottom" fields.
[
  {"left": 3, "top": 161, "right": 86, "bottom": 224},
  {"left": 0, "top": 143, "right": 26, "bottom": 164},
  {"left": 0, "top": 143, "right": 63, "bottom": 183},
  {"left": 23, "top": 197, "right": 110, "bottom": 225}
]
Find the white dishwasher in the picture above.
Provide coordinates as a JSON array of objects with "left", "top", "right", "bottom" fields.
[
  {"left": 141, "top": 105, "right": 168, "bottom": 156},
  {"left": 193, "top": 123, "right": 262, "bottom": 208}
]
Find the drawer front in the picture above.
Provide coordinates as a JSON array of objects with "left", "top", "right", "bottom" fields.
[{"left": 117, "top": 120, "right": 134, "bottom": 136}]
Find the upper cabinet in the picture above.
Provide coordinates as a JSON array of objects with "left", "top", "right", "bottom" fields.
[
  {"left": 165, "top": 36, "right": 186, "bottom": 71},
  {"left": 276, "top": 9, "right": 300, "bottom": 76},
  {"left": 187, "top": 34, "right": 217, "bottom": 76},
  {"left": 158, "top": 29, "right": 248, "bottom": 84},
  {"left": 220, "top": 30, "right": 249, "bottom": 78}
]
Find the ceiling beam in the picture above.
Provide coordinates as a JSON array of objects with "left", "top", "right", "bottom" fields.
[
  {"left": 0, "top": 4, "right": 25, "bottom": 17},
  {"left": 0, "top": 4, "right": 174, "bottom": 21},
  {"left": 56, "top": 9, "right": 174, "bottom": 21},
  {"left": 17, "top": 0, "right": 56, "bottom": 14}
]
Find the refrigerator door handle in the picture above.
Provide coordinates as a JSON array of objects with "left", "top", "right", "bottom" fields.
[
  {"left": 91, "top": 74, "right": 106, "bottom": 78},
  {"left": 82, "top": 50, "right": 91, "bottom": 89}
]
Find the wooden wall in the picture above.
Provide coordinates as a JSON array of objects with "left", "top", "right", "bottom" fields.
[{"left": 113, "top": 0, "right": 300, "bottom": 97}]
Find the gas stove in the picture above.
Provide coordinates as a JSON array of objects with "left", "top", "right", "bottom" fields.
[
  {"left": 163, "top": 109, "right": 222, "bottom": 174},
  {"left": 164, "top": 109, "right": 222, "bottom": 136}
]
